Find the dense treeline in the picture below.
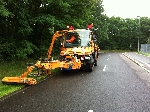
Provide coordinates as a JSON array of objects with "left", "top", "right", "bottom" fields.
[
  {"left": 0, "top": 0, "right": 150, "bottom": 61},
  {"left": 0, "top": 0, "right": 103, "bottom": 60},
  {"left": 100, "top": 16, "right": 150, "bottom": 50}
]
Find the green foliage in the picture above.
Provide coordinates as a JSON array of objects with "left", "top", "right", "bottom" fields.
[
  {"left": 0, "top": 0, "right": 10, "bottom": 16},
  {"left": 1, "top": 0, "right": 150, "bottom": 60},
  {"left": 15, "top": 40, "right": 38, "bottom": 59},
  {"left": 147, "top": 38, "right": 150, "bottom": 44},
  {"left": 0, "top": 39, "right": 38, "bottom": 60},
  {"left": 98, "top": 15, "right": 150, "bottom": 51},
  {"left": 0, "top": 0, "right": 104, "bottom": 60}
]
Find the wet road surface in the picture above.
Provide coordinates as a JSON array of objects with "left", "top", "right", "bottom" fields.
[{"left": 1, "top": 53, "right": 150, "bottom": 112}]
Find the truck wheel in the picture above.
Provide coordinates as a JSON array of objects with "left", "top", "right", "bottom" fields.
[
  {"left": 94, "top": 60, "right": 97, "bottom": 66},
  {"left": 86, "top": 55, "right": 94, "bottom": 72},
  {"left": 88, "top": 63, "right": 94, "bottom": 72}
]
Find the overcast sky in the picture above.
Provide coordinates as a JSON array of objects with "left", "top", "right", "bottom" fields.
[{"left": 102, "top": 0, "right": 150, "bottom": 19}]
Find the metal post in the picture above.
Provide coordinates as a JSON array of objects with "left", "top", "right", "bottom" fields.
[{"left": 137, "top": 16, "right": 140, "bottom": 52}]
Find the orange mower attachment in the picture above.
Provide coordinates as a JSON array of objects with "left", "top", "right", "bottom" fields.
[
  {"left": 1, "top": 77, "right": 36, "bottom": 85},
  {"left": 1, "top": 62, "right": 40, "bottom": 85}
]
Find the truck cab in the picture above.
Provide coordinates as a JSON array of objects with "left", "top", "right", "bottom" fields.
[{"left": 60, "top": 29, "right": 99, "bottom": 71}]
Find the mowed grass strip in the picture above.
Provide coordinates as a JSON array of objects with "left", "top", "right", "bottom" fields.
[
  {"left": 138, "top": 52, "right": 150, "bottom": 57},
  {"left": 0, "top": 84, "right": 23, "bottom": 98},
  {"left": 0, "top": 59, "right": 60, "bottom": 98},
  {"left": 0, "top": 59, "right": 32, "bottom": 98}
]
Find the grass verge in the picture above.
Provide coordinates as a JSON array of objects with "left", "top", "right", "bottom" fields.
[
  {"left": 0, "top": 59, "right": 60, "bottom": 98},
  {"left": 138, "top": 52, "right": 150, "bottom": 57}
]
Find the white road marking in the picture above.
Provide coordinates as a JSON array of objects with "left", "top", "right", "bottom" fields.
[
  {"left": 129, "top": 55, "right": 150, "bottom": 67},
  {"left": 103, "top": 65, "right": 106, "bottom": 71},
  {"left": 88, "top": 110, "right": 93, "bottom": 112}
]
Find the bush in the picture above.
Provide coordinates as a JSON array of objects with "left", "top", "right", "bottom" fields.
[
  {"left": 15, "top": 40, "right": 38, "bottom": 59},
  {"left": 0, "top": 39, "right": 38, "bottom": 60}
]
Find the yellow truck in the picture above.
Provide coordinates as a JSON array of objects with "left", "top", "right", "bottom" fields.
[{"left": 1, "top": 29, "right": 100, "bottom": 85}]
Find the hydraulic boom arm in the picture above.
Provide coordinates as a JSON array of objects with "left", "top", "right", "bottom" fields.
[
  {"left": 47, "top": 31, "right": 64, "bottom": 58},
  {"left": 1, "top": 31, "right": 66, "bottom": 85}
]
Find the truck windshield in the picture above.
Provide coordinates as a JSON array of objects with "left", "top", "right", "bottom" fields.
[{"left": 64, "top": 30, "right": 90, "bottom": 48}]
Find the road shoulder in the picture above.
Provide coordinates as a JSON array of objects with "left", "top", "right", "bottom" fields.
[{"left": 120, "top": 53, "right": 150, "bottom": 88}]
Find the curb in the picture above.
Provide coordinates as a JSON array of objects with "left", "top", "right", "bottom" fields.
[{"left": 122, "top": 53, "right": 150, "bottom": 73}]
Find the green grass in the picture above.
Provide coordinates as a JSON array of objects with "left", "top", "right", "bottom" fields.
[
  {"left": 0, "top": 60, "right": 30, "bottom": 98},
  {"left": 0, "top": 84, "right": 23, "bottom": 98},
  {"left": 0, "top": 59, "right": 60, "bottom": 98},
  {"left": 138, "top": 52, "right": 150, "bottom": 57}
]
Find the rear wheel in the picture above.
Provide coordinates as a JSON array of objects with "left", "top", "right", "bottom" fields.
[
  {"left": 94, "top": 60, "right": 97, "bottom": 66},
  {"left": 87, "top": 56, "right": 94, "bottom": 72},
  {"left": 94, "top": 52, "right": 98, "bottom": 66},
  {"left": 88, "top": 63, "right": 94, "bottom": 72}
]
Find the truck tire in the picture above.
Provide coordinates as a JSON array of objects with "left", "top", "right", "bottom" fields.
[
  {"left": 88, "top": 63, "right": 94, "bottom": 72},
  {"left": 94, "top": 53, "right": 98, "bottom": 66},
  {"left": 88, "top": 56, "right": 94, "bottom": 72},
  {"left": 94, "top": 60, "right": 97, "bottom": 66}
]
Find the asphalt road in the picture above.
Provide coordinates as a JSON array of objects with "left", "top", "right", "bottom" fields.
[{"left": 1, "top": 53, "right": 150, "bottom": 112}]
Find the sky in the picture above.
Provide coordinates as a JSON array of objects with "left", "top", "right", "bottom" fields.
[{"left": 102, "top": 0, "right": 150, "bottom": 19}]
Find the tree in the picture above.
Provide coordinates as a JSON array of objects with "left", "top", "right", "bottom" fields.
[
  {"left": 0, "top": 0, "right": 104, "bottom": 60},
  {"left": 0, "top": 0, "right": 10, "bottom": 17}
]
